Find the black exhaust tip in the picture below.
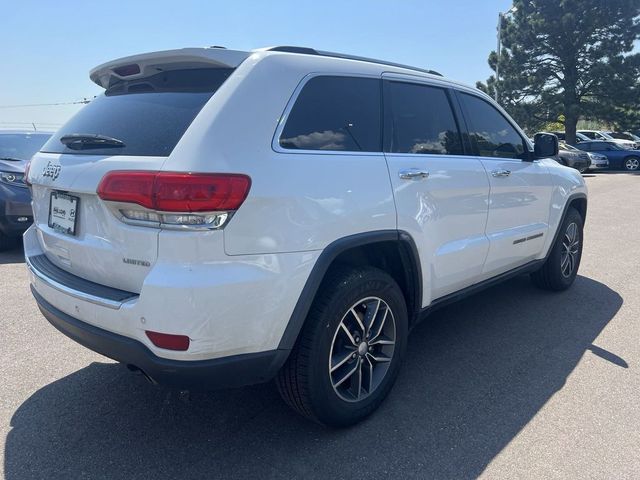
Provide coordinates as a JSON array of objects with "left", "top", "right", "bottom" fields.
[{"left": 125, "top": 364, "right": 156, "bottom": 384}]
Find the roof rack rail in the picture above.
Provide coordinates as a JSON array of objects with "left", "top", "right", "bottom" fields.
[{"left": 264, "top": 46, "right": 442, "bottom": 77}]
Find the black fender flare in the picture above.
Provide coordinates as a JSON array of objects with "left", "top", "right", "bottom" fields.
[
  {"left": 277, "top": 230, "right": 422, "bottom": 351},
  {"left": 548, "top": 192, "right": 587, "bottom": 251}
]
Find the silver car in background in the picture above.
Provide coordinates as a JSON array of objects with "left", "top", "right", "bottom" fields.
[{"left": 586, "top": 152, "right": 609, "bottom": 170}]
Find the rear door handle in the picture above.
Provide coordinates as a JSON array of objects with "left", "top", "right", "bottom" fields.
[
  {"left": 491, "top": 169, "right": 511, "bottom": 177},
  {"left": 399, "top": 168, "right": 429, "bottom": 180}
]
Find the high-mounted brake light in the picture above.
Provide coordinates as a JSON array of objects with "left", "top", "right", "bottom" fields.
[
  {"left": 97, "top": 171, "right": 251, "bottom": 230},
  {"left": 113, "top": 63, "right": 141, "bottom": 77}
]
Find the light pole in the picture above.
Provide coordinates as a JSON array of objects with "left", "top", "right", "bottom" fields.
[{"left": 495, "top": 5, "right": 518, "bottom": 103}]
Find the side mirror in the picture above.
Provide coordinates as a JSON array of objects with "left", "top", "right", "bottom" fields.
[{"left": 534, "top": 132, "right": 559, "bottom": 158}]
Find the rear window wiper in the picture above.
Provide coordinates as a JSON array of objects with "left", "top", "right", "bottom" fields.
[
  {"left": 60, "top": 134, "right": 126, "bottom": 150},
  {"left": 0, "top": 157, "right": 24, "bottom": 162}
]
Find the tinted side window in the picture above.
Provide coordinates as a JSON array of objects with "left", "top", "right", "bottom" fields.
[
  {"left": 279, "top": 76, "right": 381, "bottom": 152},
  {"left": 459, "top": 93, "right": 525, "bottom": 160},
  {"left": 386, "top": 81, "right": 463, "bottom": 155},
  {"left": 579, "top": 143, "right": 591, "bottom": 151}
]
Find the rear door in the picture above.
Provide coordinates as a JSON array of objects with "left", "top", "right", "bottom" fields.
[
  {"left": 455, "top": 91, "right": 553, "bottom": 277},
  {"left": 382, "top": 74, "right": 491, "bottom": 304},
  {"left": 28, "top": 67, "right": 235, "bottom": 293}
]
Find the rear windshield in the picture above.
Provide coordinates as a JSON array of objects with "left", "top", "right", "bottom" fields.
[{"left": 42, "top": 68, "right": 233, "bottom": 157}]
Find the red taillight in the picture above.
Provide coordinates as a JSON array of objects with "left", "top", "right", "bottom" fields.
[
  {"left": 97, "top": 171, "right": 155, "bottom": 208},
  {"left": 97, "top": 171, "right": 251, "bottom": 212},
  {"left": 24, "top": 159, "right": 32, "bottom": 186},
  {"left": 145, "top": 330, "right": 190, "bottom": 351}
]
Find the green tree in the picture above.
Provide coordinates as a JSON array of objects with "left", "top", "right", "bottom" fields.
[{"left": 477, "top": 0, "right": 640, "bottom": 142}]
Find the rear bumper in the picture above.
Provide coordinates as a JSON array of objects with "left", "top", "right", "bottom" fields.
[{"left": 32, "top": 287, "right": 288, "bottom": 390}]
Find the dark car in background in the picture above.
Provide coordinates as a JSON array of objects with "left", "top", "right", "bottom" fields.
[
  {"left": 556, "top": 141, "right": 591, "bottom": 173},
  {"left": 575, "top": 141, "right": 640, "bottom": 171},
  {"left": 0, "top": 130, "right": 52, "bottom": 249}
]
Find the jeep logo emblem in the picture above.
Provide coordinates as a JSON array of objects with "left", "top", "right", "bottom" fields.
[{"left": 42, "top": 161, "right": 61, "bottom": 181}]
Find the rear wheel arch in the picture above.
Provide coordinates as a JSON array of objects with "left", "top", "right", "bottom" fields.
[{"left": 277, "top": 230, "right": 422, "bottom": 352}]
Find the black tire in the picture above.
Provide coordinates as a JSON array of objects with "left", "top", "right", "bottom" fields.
[
  {"left": 276, "top": 266, "right": 408, "bottom": 427},
  {"left": 531, "top": 207, "right": 583, "bottom": 291},
  {"left": 0, "top": 234, "right": 18, "bottom": 252},
  {"left": 622, "top": 156, "right": 640, "bottom": 171}
]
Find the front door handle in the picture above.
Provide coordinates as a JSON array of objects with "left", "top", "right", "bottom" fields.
[
  {"left": 491, "top": 169, "right": 511, "bottom": 177},
  {"left": 399, "top": 168, "right": 429, "bottom": 180}
]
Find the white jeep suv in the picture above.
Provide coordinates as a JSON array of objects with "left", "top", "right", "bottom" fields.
[{"left": 25, "top": 46, "right": 587, "bottom": 426}]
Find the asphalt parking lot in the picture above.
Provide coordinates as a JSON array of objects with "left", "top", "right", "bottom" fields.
[{"left": 1, "top": 172, "right": 639, "bottom": 479}]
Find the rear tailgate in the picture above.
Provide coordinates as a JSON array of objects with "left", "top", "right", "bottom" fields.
[
  {"left": 29, "top": 154, "right": 166, "bottom": 293},
  {"left": 27, "top": 48, "right": 249, "bottom": 293}
]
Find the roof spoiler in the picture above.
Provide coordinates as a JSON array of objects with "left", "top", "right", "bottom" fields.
[{"left": 89, "top": 48, "right": 251, "bottom": 89}]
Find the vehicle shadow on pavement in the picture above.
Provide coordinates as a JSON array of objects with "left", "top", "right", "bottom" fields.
[
  {"left": 4, "top": 275, "right": 623, "bottom": 479},
  {"left": 0, "top": 243, "right": 24, "bottom": 265}
]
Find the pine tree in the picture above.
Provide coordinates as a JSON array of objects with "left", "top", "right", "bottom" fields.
[{"left": 477, "top": 0, "right": 640, "bottom": 141}]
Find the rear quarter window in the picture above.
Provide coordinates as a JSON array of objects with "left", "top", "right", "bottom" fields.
[
  {"left": 42, "top": 68, "right": 233, "bottom": 157},
  {"left": 279, "top": 76, "right": 382, "bottom": 152}
]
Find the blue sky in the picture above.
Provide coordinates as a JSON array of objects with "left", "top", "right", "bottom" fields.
[{"left": 1, "top": 0, "right": 513, "bottom": 129}]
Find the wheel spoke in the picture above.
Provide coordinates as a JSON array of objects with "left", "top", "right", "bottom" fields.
[
  {"left": 369, "top": 308, "right": 389, "bottom": 343},
  {"left": 364, "top": 299, "right": 381, "bottom": 335},
  {"left": 333, "top": 361, "right": 359, "bottom": 388},
  {"left": 365, "top": 356, "right": 374, "bottom": 393},
  {"left": 369, "top": 337, "right": 395, "bottom": 346},
  {"left": 355, "top": 359, "right": 363, "bottom": 400},
  {"left": 366, "top": 352, "right": 392, "bottom": 364},
  {"left": 330, "top": 349, "right": 355, "bottom": 373},
  {"left": 340, "top": 323, "right": 357, "bottom": 346},
  {"left": 350, "top": 308, "right": 366, "bottom": 336}
]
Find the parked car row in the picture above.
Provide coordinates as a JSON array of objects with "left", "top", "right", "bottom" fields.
[
  {"left": 575, "top": 140, "right": 640, "bottom": 171},
  {"left": 546, "top": 131, "right": 639, "bottom": 171},
  {"left": 578, "top": 130, "right": 638, "bottom": 150},
  {"left": 552, "top": 129, "right": 639, "bottom": 150}
]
